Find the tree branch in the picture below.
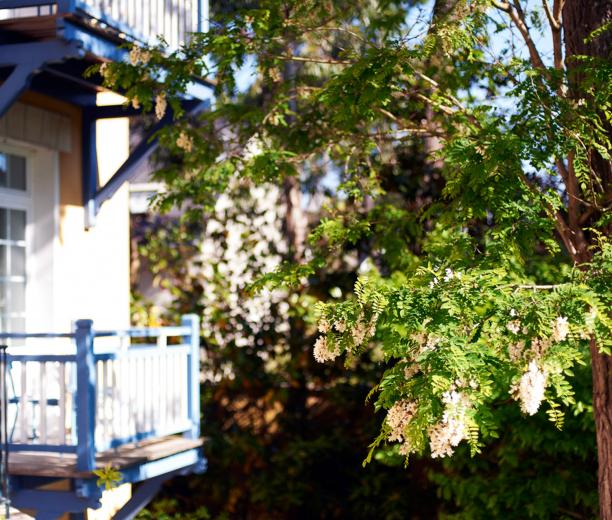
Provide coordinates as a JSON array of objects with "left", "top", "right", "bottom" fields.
[
  {"left": 542, "top": 0, "right": 564, "bottom": 69},
  {"left": 493, "top": 1, "right": 547, "bottom": 69}
]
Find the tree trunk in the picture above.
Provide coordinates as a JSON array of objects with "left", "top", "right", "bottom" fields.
[
  {"left": 562, "top": 1, "right": 612, "bottom": 518},
  {"left": 591, "top": 338, "right": 612, "bottom": 519}
]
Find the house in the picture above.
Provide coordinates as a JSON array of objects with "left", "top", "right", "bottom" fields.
[{"left": 0, "top": 1, "right": 212, "bottom": 518}]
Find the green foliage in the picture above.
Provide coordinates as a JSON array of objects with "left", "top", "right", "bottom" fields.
[{"left": 107, "top": 0, "right": 610, "bottom": 515}]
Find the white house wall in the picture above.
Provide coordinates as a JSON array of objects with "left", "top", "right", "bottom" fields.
[
  {"left": 55, "top": 91, "right": 131, "bottom": 332},
  {"left": 0, "top": 91, "right": 131, "bottom": 333}
]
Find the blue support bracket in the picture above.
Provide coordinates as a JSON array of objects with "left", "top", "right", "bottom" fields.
[
  {"left": 10, "top": 489, "right": 102, "bottom": 515},
  {"left": 91, "top": 99, "right": 210, "bottom": 219},
  {"left": 0, "top": 40, "right": 83, "bottom": 118},
  {"left": 112, "top": 475, "right": 165, "bottom": 520}
]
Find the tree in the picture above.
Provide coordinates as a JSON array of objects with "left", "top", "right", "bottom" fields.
[{"left": 99, "top": 0, "right": 611, "bottom": 516}]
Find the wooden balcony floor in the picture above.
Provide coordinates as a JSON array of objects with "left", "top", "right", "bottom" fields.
[{"left": 8, "top": 436, "right": 202, "bottom": 479}]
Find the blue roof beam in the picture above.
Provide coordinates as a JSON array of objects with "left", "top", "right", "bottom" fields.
[{"left": 0, "top": 40, "right": 83, "bottom": 118}]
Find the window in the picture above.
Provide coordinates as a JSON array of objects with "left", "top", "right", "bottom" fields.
[
  {"left": 0, "top": 152, "right": 26, "bottom": 191},
  {"left": 0, "top": 150, "right": 29, "bottom": 334}
]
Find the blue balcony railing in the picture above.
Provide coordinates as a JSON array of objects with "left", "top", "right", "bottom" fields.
[
  {"left": 0, "top": 314, "right": 201, "bottom": 472},
  {"left": 0, "top": 0, "right": 206, "bottom": 49}
]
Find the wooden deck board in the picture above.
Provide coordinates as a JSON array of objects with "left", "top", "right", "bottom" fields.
[{"left": 8, "top": 436, "right": 203, "bottom": 478}]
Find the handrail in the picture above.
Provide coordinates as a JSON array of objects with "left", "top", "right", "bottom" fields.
[
  {"left": 0, "top": 332, "right": 74, "bottom": 339},
  {"left": 0, "top": 314, "right": 201, "bottom": 469},
  {"left": 94, "top": 326, "right": 191, "bottom": 338}
]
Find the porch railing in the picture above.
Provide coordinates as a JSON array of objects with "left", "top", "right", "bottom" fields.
[
  {"left": 0, "top": 0, "right": 205, "bottom": 49},
  {"left": 0, "top": 314, "right": 200, "bottom": 472}
]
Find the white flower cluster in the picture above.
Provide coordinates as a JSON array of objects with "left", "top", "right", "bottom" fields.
[
  {"left": 429, "top": 390, "right": 470, "bottom": 458},
  {"left": 243, "top": 134, "right": 264, "bottom": 161},
  {"left": 176, "top": 131, "right": 193, "bottom": 152},
  {"left": 313, "top": 335, "right": 338, "bottom": 363},
  {"left": 552, "top": 316, "right": 569, "bottom": 342},
  {"left": 429, "top": 268, "right": 462, "bottom": 288},
  {"left": 351, "top": 312, "right": 378, "bottom": 347},
  {"left": 195, "top": 182, "right": 291, "bottom": 378},
  {"left": 508, "top": 340, "right": 525, "bottom": 362},
  {"left": 387, "top": 399, "right": 418, "bottom": 445},
  {"left": 506, "top": 320, "right": 521, "bottom": 334},
  {"left": 129, "top": 46, "right": 151, "bottom": 65},
  {"left": 155, "top": 93, "right": 167, "bottom": 121},
  {"left": 515, "top": 361, "right": 547, "bottom": 415}
]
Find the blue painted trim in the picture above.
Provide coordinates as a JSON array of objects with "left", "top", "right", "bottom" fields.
[
  {"left": 8, "top": 354, "right": 76, "bottom": 362},
  {"left": 11, "top": 489, "right": 101, "bottom": 514},
  {"left": 0, "top": 40, "right": 84, "bottom": 68},
  {"left": 0, "top": 40, "right": 83, "bottom": 118},
  {"left": 60, "top": 20, "right": 129, "bottom": 63},
  {"left": 112, "top": 475, "right": 165, "bottom": 520},
  {"left": 75, "top": 320, "right": 96, "bottom": 472},
  {"left": 0, "top": 332, "right": 73, "bottom": 339},
  {"left": 8, "top": 397, "right": 60, "bottom": 406},
  {"left": 8, "top": 444, "right": 77, "bottom": 454},
  {"left": 0, "top": 0, "right": 57, "bottom": 8},
  {"left": 118, "top": 448, "right": 202, "bottom": 483},
  {"left": 94, "top": 326, "right": 191, "bottom": 338},
  {"left": 182, "top": 314, "right": 201, "bottom": 440},
  {"left": 93, "top": 98, "right": 210, "bottom": 213}
]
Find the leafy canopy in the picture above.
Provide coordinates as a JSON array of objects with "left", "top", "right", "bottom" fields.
[{"left": 98, "top": 0, "right": 611, "bottom": 464}]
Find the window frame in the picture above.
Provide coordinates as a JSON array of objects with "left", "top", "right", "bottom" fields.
[{"left": 0, "top": 143, "right": 33, "bottom": 333}]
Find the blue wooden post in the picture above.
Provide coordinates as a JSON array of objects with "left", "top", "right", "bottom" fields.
[
  {"left": 75, "top": 319, "right": 96, "bottom": 472},
  {"left": 181, "top": 314, "right": 200, "bottom": 440}
]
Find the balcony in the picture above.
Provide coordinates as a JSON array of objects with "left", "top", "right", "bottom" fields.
[
  {"left": 0, "top": 315, "right": 205, "bottom": 518},
  {"left": 0, "top": 0, "right": 205, "bottom": 50}
]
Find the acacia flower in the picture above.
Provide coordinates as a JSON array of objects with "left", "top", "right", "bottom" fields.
[
  {"left": 506, "top": 320, "right": 521, "bottom": 334},
  {"left": 313, "top": 335, "right": 337, "bottom": 363},
  {"left": 516, "top": 361, "right": 547, "bottom": 415},
  {"left": 334, "top": 320, "right": 346, "bottom": 333},
  {"left": 552, "top": 316, "right": 569, "bottom": 342},
  {"left": 155, "top": 93, "right": 167, "bottom": 120},
  {"left": 176, "top": 131, "right": 193, "bottom": 152},
  {"left": 429, "top": 390, "right": 470, "bottom": 458},
  {"left": 387, "top": 399, "right": 418, "bottom": 443},
  {"left": 508, "top": 340, "right": 525, "bottom": 362},
  {"left": 317, "top": 317, "right": 330, "bottom": 334}
]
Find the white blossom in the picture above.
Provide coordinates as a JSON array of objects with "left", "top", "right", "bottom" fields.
[
  {"left": 429, "top": 390, "right": 470, "bottom": 458},
  {"left": 176, "top": 131, "right": 193, "bottom": 152},
  {"left": 515, "top": 361, "right": 547, "bottom": 415},
  {"left": 243, "top": 134, "right": 264, "bottom": 161},
  {"left": 386, "top": 399, "right": 418, "bottom": 443},
  {"left": 506, "top": 320, "right": 521, "bottom": 334},
  {"left": 443, "top": 268, "right": 455, "bottom": 282},
  {"left": 508, "top": 340, "right": 525, "bottom": 362},
  {"left": 404, "top": 363, "right": 420, "bottom": 379},
  {"left": 334, "top": 320, "right": 346, "bottom": 333},
  {"left": 317, "top": 317, "right": 330, "bottom": 334},
  {"left": 552, "top": 316, "right": 569, "bottom": 342},
  {"left": 129, "top": 46, "right": 151, "bottom": 65},
  {"left": 155, "top": 93, "right": 167, "bottom": 120},
  {"left": 313, "top": 335, "right": 338, "bottom": 363},
  {"left": 429, "top": 277, "right": 439, "bottom": 288}
]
